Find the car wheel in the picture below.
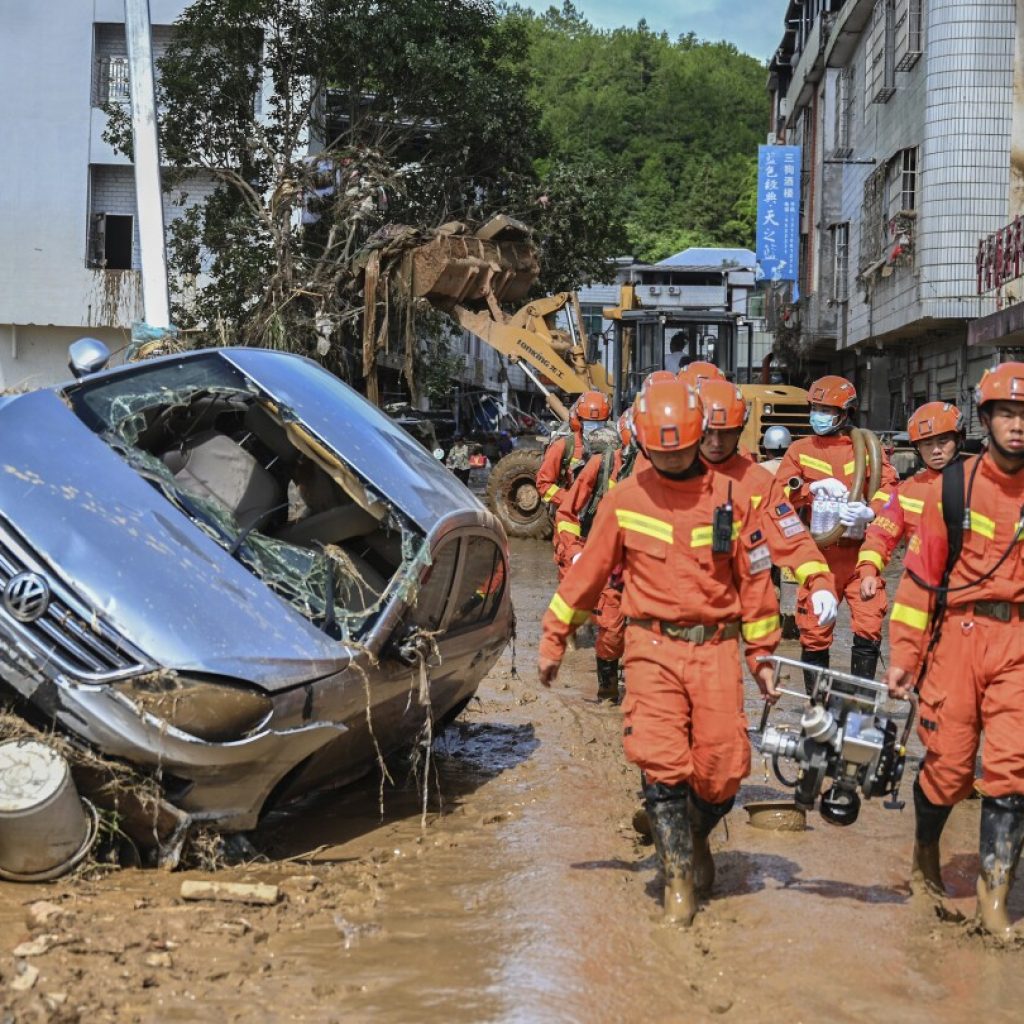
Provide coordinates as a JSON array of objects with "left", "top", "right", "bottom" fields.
[{"left": 485, "top": 450, "right": 552, "bottom": 539}]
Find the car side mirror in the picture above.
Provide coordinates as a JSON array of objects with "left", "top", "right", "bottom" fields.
[{"left": 68, "top": 337, "right": 111, "bottom": 378}]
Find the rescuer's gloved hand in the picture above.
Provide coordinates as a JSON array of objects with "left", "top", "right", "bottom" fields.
[
  {"left": 811, "top": 589, "right": 839, "bottom": 626},
  {"left": 838, "top": 500, "right": 875, "bottom": 527},
  {"left": 809, "top": 478, "right": 849, "bottom": 501}
]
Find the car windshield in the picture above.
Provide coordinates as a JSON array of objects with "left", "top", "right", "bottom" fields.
[{"left": 66, "top": 354, "right": 426, "bottom": 640}]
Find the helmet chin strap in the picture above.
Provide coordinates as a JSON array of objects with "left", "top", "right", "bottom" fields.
[
  {"left": 652, "top": 460, "right": 704, "bottom": 481},
  {"left": 988, "top": 434, "right": 1024, "bottom": 471}
]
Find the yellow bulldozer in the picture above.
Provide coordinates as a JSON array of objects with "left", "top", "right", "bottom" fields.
[{"left": 377, "top": 217, "right": 811, "bottom": 539}]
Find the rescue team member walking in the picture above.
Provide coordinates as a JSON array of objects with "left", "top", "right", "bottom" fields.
[
  {"left": 554, "top": 411, "right": 639, "bottom": 701},
  {"left": 767, "top": 375, "right": 898, "bottom": 688},
  {"left": 534, "top": 390, "right": 610, "bottom": 511},
  {"left": 857, "top": 402, "right": 964, "bottom": 601},
  {"left": 886, "top": 363, "right": 1024, "bottom": 937},
  {"left": 536, "top": 381, "right": 835, "bottom": 925}
]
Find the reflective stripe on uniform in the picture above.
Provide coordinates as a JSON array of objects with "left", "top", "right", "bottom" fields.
[
  {"left": 690, "top": 520, "right": 743, "bottom": 548},
  {"left": 872, "top": 490, "right": 890, "bottom": 503},
  {"left": 970, "top": 510, "right": 996, "bottom": 539},
  {"left": 843, "top": 460, "right": 856, "bottom": 476},
  {"left": 891, "top": 602, "right": 930, "bottom": 631},
  {"left": 742, "top": 614, "right": 781, "bottom": 641},
  {"left": 543, "top": 485, "right": 560, "bottom": 502},
  {"left": 616, "top": 509, "right": 673, "bottom": 544},
  {"left": 799, "top": 453, "right": 833, "bottom": 475},
  {"left": 548, "top": 593, "right": 589, "bottom": 626},
  {"left": 794, "top": 559, "right": 830, "bottom": 585},
  {"left": 899, "top": 494, "right": 924, "bottom": 515},
  {"left": 556, "top": 521, "right": 581, "bottom": 536},
  {"left": 857, "top": 549, "right": 886, "bottom": 572}
]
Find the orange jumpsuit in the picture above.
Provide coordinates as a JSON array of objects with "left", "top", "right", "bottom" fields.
[
  {"left": 768, "top": 433, "right": 898, "bottom": 651},
  {"left": 539, "top": 465, "right": 832, "bottom": 803},
  {"left": 889, "top": 453, "right": 1024, "bottom": 806},
  {"left": 855, "top": 466, "right": 937, "bottom": 577},
  {"left": 536, "top": 431, "right": 585, "bottom": 510},
  {"left": 554, "top": 448, "right": 628, "bottom": 659},
  {"left": 705, "top": 451, "right": 838, "bottom": 594}
]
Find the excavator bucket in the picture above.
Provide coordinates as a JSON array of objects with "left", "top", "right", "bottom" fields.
[{"left": 408, "top": 216, "right": 540, "bottom": 309}]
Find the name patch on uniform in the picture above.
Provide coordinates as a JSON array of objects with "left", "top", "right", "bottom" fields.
[
  {"left": 774, "top": 503, "right": 792, "bottom": 516},
  {"left": 747, "top": 543, "right": 771, "bottom": 575},
  {"left": 778, "top": 513, "right": 804, "bottom": 537},
  {"left": 749, "top": 529, "right": 764, "bottom": 544}
]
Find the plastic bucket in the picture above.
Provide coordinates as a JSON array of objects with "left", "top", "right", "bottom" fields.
[{"left": 0, "top": 739, "right": 97, "bottom": 882}]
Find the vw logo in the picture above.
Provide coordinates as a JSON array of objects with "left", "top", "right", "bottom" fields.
[{"left": 3, "top": 573, "right": 50, "bottom": 623}]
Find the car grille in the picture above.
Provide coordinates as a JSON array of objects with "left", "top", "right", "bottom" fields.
[{"left": 0, "top": 523, "right": 145, "bottom": 681}]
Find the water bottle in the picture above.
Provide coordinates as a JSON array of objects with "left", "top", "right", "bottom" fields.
[{"left": 810, "top": 494, "right": 840, "bottom": 534}]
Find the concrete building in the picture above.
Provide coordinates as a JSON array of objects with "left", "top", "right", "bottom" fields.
[
  {"left": 767, "top": 0, "right": 1021, "bottom": 434},
  {"left": 0, "top": 1, "right": 222, "bottom": 389}
]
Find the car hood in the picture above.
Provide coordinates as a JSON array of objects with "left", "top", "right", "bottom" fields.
[{"left": 0, "top": 390, "right": 352, "bottom": 691}]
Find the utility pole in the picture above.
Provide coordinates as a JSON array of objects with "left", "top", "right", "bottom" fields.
[{"left": 124, "top": 0, "right": 171, "bottom": 332}]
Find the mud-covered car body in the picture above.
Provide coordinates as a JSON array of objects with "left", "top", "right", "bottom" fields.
[{"left": 0, "top": 348, "right": 510, "bottom": 833}]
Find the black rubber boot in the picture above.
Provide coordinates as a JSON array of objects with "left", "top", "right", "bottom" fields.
[
  {"left": 850, "top": 634, "right": 881, "bottom": 681},
  {"left": 801, "top": 647, "right": 830, "bottom": 697},
  {"left": 910, "top": 778, "right": 952, "bottom": 897},
  {"left": 977, "top": 793, "right": 1024, "bottom": 937},
  {"left": 644, "top": 781, "right": 698, "bottom": 925},
  {"left": 596, "top": 658, "right": 620, "bottom": 702},
  {"left": 690, "top": 792, "right": 734, "bottom": 896}
]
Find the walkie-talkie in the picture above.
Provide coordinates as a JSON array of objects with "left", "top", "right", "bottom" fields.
[{"left": 712, "top": 482, "right": 734, "bottom": 554}]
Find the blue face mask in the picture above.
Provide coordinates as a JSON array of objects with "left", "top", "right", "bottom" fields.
[{"left": 810, "top": 410, "right": 839, "bottom": 435}]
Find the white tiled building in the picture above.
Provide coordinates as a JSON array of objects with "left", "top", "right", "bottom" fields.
[{"left": 768, "top": 0, "right": 1020, "bottom": 434}]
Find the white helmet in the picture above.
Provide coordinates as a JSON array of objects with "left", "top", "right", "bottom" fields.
[{"left": 763, "top": 425, "right": 792, "bottom": 454}]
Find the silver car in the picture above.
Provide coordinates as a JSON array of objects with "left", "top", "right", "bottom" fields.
[{"left": 0, "top": 347, "right": 511, "bottom": 852}]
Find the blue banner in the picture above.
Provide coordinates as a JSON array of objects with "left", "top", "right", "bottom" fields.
[{"left": 755, "top": 144, "right": 801, "bottom": 296}]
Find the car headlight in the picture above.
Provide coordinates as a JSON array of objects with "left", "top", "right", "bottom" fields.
[{"left": 112, "top": 673, "right": 273, "bottom": 742}]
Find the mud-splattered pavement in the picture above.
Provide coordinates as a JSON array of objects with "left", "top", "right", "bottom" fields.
[{"left": 3, "top": 540, "right": 1024, "bottom": 1022}]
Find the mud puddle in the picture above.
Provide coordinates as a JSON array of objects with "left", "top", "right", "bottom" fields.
[{"left": 3, "top": 541, "right": 1024, "bottom": 1022}]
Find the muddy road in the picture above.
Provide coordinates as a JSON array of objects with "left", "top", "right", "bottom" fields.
[{"left": 3, "top": 539, "right": 1024, "bottom": 1022}]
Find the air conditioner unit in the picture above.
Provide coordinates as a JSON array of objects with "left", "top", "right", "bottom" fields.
[
  {"left": 667, "top": 286, "right": 680, "bottom": 295},
  {"left": 648, "top": 286, "right": 662, "bottom": 295}
]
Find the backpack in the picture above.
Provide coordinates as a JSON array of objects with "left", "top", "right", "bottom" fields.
[{"left": 579, "top": 448, "right": 617, "bottom": 537}]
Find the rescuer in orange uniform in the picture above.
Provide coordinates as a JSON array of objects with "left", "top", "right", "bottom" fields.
[
  {"left": 537, "top": 381, "right": 834, "bottom": 924},
  {"left": 767, "top": 375, "right": 898, "bottom": 687},
  {"left": 856, "top": 402, "right": 964, "bottom": 599},
  {"left": 886, "top": 363, "right": 1024, "bottom": 937},
  {"left": 699, "top": 379, "right": 839, "bottom": 624},
  {"left": 554, "top": 410, "right": 638, "bottom": 701},
  {"left": 535, "top": 390, "right": 610, "bottom": 511}
]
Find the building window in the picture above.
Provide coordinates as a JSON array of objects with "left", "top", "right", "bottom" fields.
[
  {"left": 888, "top": 147, "right": 917, "bottom": 215},
  {"left": 859, "top": 162, "right": 887, "bottom": 272},
  {"left": 894, "top": 0, "right": 923, "bottom": 71},
  {"left": 832, "top": 67, "right": 854, "bottom": 159},
  {"left": 866, "top": 0, "right": 896, "bottom": 105},
  {"left": 832, "top": 223, "right": 850, "bottom": 302},
  {"left": 89, "top": 214, "right": 134, "bottom": 270}
]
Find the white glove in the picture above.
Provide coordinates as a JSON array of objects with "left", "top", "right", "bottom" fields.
[
  {"left": 838, "top": 500, "right": 875, "bottom": 527},
  {"left": 811, "top": 590, "right": 839, "bottom": 626},
  {"left": 809, "top": 478, "right": 849, "bottom": 501}
]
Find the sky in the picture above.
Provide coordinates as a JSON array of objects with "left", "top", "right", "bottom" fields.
[{"left": 521, "top": 1, "right": 791, "bottom": 61}]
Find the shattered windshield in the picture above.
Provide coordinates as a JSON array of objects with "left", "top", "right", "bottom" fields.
[{"left": 66, "top": 354, "right": 426, "bottom": 641}]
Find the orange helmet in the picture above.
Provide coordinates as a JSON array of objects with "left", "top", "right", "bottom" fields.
[
  {"left": 699, "top": 379, "right": 749, "bottom": 430},
  {"left": 907, "top": 401, "right": 964, "bottom": 442},
  {"left": 975, "top": 362, "right": 1024, "bottom": 408},
  {"left": 678, "top": 361, "right": 725, "bottom": 389},
  {"left": 808, "top": 375, "right": 857, "bottom": 411},
  {"left": 617, "top": 409, "right": 635, "bottom": 447},
  {"left": 640, "top": 370, "right": 677, "bottom": 392},
  {"left": 569, "top": 390, "right": 611, "bottom": 429},
  {"left": 633, "top": 381, "right": 705, "bottom": 452}
]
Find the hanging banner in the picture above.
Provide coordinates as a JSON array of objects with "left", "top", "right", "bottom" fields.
[{"left": 755, "top": 144, "right": 801, "bottom": 297}]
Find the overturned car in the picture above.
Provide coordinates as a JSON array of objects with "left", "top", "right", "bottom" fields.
[{"left": 0, "top": 346, "right": 511, "bottom": 855}]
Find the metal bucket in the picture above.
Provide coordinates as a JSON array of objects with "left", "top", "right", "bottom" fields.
[{"left": 0, "top": 739, "right": 98, "bottom": 882}]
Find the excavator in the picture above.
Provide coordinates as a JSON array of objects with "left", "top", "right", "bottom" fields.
[{"left": 380, "top": 216, "right": 811, "bottom": 539}]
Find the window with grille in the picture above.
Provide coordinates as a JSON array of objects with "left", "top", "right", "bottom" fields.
[
  {"left": 832, "top": 223, "right": 850, "bottom": 302},
  {"left": 859, "top": 162, "right": 887, "bottom": 272},
  {"left": 866, "top": 0, "right": 896, "bottom": 104},
  {"left": 894, "top": 0, "right": 923, "bottom": 71},
  {"left": 887, "top": 148, "right": 917, "bottom": 215},
  {"left": 832, "top": 67, "right": 854, "bottom": 159}
]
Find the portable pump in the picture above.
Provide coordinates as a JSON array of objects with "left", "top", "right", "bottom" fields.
[{"left": 754, "top": 655, "right": 917, "bottom": 826}]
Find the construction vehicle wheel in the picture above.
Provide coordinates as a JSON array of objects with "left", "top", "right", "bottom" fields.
[{"left": 485, "top": 450, "right": 552, "bottom": 539}]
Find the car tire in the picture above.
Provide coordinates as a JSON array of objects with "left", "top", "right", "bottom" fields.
[{"left": 485, "top": 450, "right": 552, "bottom": 539}]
